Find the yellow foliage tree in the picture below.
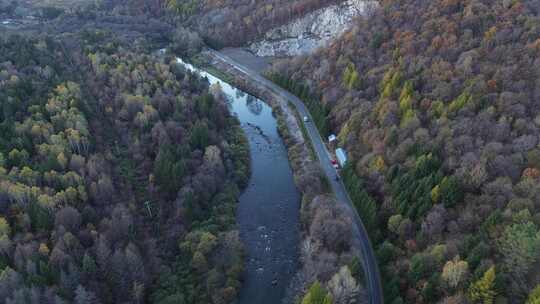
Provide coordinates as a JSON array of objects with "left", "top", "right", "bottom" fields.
[
  {"left": 302, "top": 281, "right": 333, "bottom": 304},
  {"left": 527, "top": 284, "right": 540, "bottom": 304},
  {"left": 448, "top": 91, "right": 472, "bottom": 114},
  {"left": 57, "top": 152, "right": 68, "bottom": 170},
  {"left": 441, "top": 256, "right": 469, "bottom": 289},
  {"left": 372, "top": 155, "right": 386, "bottom": 172},
  {"left": 399, "top": 80, "right": 414, "bottom": 114},
  {"left": 468, "top": 266, "right": 496, "bottom": 304},
  {"left": 342, "top": 62, "right": 361, "bottom": 90},
  {"left": 39, "top": 243, "right": 50, "bottom": 256},
  {"left": 400, "top": 108, "right": 418, "bottom": 128},
  {"left": 484, "top": 26, "right": 497, "bottom": 40},
  {"left": 0, "top": 217, "right": 10, "bottom": 238},
  {"left": 431, "top": 185, "right": 440, "bottom": 203}
]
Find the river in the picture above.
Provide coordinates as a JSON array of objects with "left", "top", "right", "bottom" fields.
[{"left": 176, "top": 58, "right": 301, "bottom": 304}]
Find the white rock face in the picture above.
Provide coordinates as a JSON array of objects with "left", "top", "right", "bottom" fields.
[{"left": 249, "top": 0, "right": 377, "bottom": 57}]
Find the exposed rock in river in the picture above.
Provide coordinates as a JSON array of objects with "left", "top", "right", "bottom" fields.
[{"left": 249, "top": 0, "right": 377, "bottom": 57}]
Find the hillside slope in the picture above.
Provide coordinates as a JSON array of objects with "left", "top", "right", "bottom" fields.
[
  {"left": 272, "top": 0, "right": 540, "bottom": 303},
  {"left": 95, "top": 0, "right": 346, "bottom": 47}
]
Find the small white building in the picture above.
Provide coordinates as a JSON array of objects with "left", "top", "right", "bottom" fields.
[
  {"left": 328, "top": 134, "right": 337, "bottom": 143},
  {"left": 336, "top": 148, "right": 347, "bottom": 167}
]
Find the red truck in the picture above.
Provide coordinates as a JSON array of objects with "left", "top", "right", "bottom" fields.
[{"left": 331, "top": 159, "right": 339, "bottom": 169}]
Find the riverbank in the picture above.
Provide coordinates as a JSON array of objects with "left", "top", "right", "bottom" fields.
[{"left": 198, "top": 50, "right": 369, "bottom": 303}]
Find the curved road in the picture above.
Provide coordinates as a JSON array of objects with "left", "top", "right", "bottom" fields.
[{"left": 207, "top": 50, "right": 383, "bottom": 304}]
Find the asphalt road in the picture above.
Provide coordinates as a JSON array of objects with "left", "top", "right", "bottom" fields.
[{"left": 208, "top": 50, "right": 384, "bottom": 304}]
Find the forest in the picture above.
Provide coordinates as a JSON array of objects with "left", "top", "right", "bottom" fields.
[
  {"left": 0, "top": 31, "right": 249, "bottom": 303},
  {"left": 6, "top": 0, "right": 540, "bottom": 303},
  {"left": 271, "top": 0, "right": 540, "bottom": 303}
]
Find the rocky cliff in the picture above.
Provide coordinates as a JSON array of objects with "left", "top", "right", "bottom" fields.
[{"left": 249, "top": 0, "right": 376, "bottom": 57}]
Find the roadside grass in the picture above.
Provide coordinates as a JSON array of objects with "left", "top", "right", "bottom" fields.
[
  {"left": 319, "top": 172, "right": 331, "bottom": 194},
  {"left": 275, "top": 96, "right": 334, "bottom": 196},
  {"left": 285, "top": 101, "right": 317, "bottom": 160},
  {"left": 189, "top": 53, "right": 235, "bottom": 83},
  {"left": 275, "top": 103, "right": 332, "bottom": 195}
]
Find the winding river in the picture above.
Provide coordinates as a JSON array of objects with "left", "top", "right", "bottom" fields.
[{"left": 176, "top": 58, "right": 301, "bottom": 304}]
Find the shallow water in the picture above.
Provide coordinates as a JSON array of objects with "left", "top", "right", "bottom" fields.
[{"left": 176, "top": 58, "right": 301, "bottom": 304}]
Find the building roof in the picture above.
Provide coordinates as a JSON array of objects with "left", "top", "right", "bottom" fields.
[{"left": 335, "top": 148, "right": 347, "bottom": 166}]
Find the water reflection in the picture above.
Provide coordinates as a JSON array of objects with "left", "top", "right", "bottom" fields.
[
  {"left": 246, "top": 95, "right": 263, "bottom": 116},
  {"left": 236, "top": 89, "right": 246, "bottom": 99}
]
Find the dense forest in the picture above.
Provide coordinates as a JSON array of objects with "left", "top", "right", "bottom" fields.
[
  {"left": 272, "top": 0, "right": 540, "bottom": 303},
  {"left": 0, "top": 32, "right": 249, "bottom": 303},
  {"left": 8, "top": 0, "right": 540, "bottom": 303}
]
